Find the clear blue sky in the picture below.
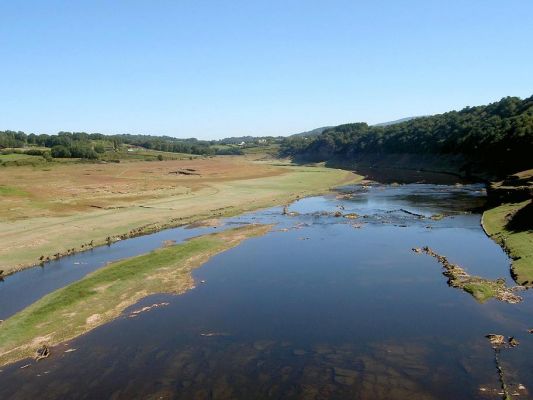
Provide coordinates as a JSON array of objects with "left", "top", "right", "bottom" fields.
[{"left": 1, "top": 1, "right": 532, "bottom": 139}]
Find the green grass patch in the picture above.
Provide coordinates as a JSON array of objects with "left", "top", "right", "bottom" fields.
[
  {"left": 483, "top": 200, "right": 533, "bottom": 285},
  {"left": 463, "top": 282, "right": 498, "bottom": 303},
  {"left": 0, "top": 224, "right": 271, "bottom": 367},
  {"left": 0, "top": 185, "right": 29, "bottom": 197}
]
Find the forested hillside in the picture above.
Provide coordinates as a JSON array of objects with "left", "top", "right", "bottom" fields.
[{"left": 281, "top": 96, "right": 533, "bottom": 175}]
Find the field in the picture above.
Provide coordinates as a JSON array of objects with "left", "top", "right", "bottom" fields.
[
  {"left": 0, "top": 224, "right": 272, "bottom": 366},
  {"left": 0, "top": 156, "right": 361, "bottom": 274}
]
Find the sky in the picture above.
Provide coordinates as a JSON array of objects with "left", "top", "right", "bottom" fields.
[{"left": 1, "top": 1, "right": 532, "bottom": 139}]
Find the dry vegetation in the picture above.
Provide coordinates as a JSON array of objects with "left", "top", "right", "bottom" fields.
[{"left": 0, "top": 156, "right": 361, "bottom": 273}]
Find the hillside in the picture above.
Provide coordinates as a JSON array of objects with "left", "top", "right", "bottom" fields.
[
  {"left": 281, "top": 96, "right": 533, "bottom": 178},
  {"left": 290, "top": 126, "right": 332, "bottom": 138},
  {"left": 373, "top": 116, "right": 420, "bottom": 126}
]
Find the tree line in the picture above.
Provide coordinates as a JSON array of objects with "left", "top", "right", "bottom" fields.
[
  {"left": 281, "top": 96, "right": 533, "bottom": 174},
  {"left": 0, "top": 131, "right": 220, "bottom": 159}
]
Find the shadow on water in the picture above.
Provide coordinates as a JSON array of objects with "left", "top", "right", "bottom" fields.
[{"left": 0, "top": 184, "right": 532, "bottom": 399}]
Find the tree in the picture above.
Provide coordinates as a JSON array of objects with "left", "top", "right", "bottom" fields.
[{"left": 94, "top": 144, "right": 105, "bottom": 154}]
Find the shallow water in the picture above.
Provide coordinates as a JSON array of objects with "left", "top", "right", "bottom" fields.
[{"left": 1, "top": 184, "right": 532, "bottom": 399}]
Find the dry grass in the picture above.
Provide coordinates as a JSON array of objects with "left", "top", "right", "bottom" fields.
[{"left": 0, "top": 156, "right": 361, "bottom": 273}]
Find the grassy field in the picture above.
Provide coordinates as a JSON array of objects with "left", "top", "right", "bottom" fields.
[
  {"left": 0, "top": 156, "right": 361, "bottom": 274},
  {"left": 482, "top": 200, "right": 533, "bottom": 286},
  {"left": 0, "top": 224, "right": 272, "bottom": 367}
]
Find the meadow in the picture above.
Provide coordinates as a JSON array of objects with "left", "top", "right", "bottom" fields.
[{"left": 0, "top": 155, "right": 361, "bottom": 274}]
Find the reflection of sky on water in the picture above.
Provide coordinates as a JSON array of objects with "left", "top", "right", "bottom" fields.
[{"left": 1, "top": 184, "right": 531, "bottom": 400}]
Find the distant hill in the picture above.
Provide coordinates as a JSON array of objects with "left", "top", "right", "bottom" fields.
[
  {"left": 280, "top": 95, "right": 533, "bottom": 176},
  {"left": 217, "top": 135, "right": 283, "bottom": 145},
  {"left": 290, "top": 126, "right": 332, "bottom": 138},
  {"left": 373, "top": 116, "right": 420, "bottom": 127}
]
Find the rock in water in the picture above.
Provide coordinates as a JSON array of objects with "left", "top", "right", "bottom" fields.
[
  {"left": 35, "top": 344, "right": 50, "bottom": 361},
  {"left": 485, "top": 334, "right": 505, "bottom": 348}
]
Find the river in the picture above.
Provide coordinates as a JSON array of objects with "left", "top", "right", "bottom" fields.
[{"left": 0, "top": 183, "right": 532, "bottom": 399}]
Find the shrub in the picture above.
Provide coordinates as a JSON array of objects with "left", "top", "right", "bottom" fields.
[{"left": 51, "top": 145, "right": 71, "bottom": 158}]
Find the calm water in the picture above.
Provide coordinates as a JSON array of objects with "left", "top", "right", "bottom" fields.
[{"left": 1, "top": 184, "right": 532, "bottom": 399}]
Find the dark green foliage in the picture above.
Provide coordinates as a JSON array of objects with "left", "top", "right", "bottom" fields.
[
  {"left": 215, "top": 147, "right": 244, "bottom": 155},
  {"left": 281, "top": 96, "right": 533, "bottom": 174},
  {"left": 69, "top": 143, "right": 98, "bottom": 159},
  {"left": 0, "top": 131, "right": 216, "bottom": 158},
  {"left": 51, "top": 145, "right": 72, "bottom": 158},
  {"left": 24, "top": 149, "right": 48, "bottom": 156},
  {"left": 0, "top": 131, "right": 27, "bottom": 148},
  {"left": 93, "top": 144, "right": 105, "bottom": 154}
]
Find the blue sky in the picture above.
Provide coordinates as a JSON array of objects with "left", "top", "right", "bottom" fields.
[{"left": 1, "top": 1, "right": 532, "bottom": 139}]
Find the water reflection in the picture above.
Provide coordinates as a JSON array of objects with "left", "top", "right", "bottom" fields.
[{"left": 0, "top": 184, "right": 531, "bottom": 399}]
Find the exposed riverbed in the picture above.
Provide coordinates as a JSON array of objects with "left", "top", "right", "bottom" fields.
[{"left": 0, "top": 183, "right": 532, "bottom": 399}]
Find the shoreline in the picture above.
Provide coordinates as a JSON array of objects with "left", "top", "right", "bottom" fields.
[
  {"left": 1, "top": 163, "right": 362, "bottom": 278},
  {"left": 0, "top": 224, "right": 273, "bottom": 367},
  {"left": 482, "top": 200, "right": 533, "bottom": 286}
]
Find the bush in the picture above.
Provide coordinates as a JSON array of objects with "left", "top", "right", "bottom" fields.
[
  {"left": 70, "top": 143, "right": 98, "bottom": 159},
  {"left": 51, "top": 145, "right": 71, "bottom": 158},
  {"left": 94, "top": 144, "right": 105, "bottom": 154},
  {"left": 25, "top": 149, "right": 46, "bottom": 156},
  {"left": 215, "top": 147, "right": 244, "bottom": 155},
  {"left": 157, "top": 154, "right": 164, "bottom": 161}
]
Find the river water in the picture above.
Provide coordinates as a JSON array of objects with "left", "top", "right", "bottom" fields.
[{"left": 0, "top": 183, "right": 532, "bottom": 399}]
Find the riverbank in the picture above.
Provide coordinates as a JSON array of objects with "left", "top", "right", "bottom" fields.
[
  {"left": 0, "top": 157, "right": 361, "bottom": 275},
  {"left": 0, "top": 224, "right": 272, "bottom": 367},
  {"left": 482, "top": 200, "right": 533, "bottom": 286},
  {"left": 481, "top": 169, "right": 533, "bottom": 286}
]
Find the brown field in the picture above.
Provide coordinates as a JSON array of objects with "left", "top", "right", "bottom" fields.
[{"left": 0, "top": 156, "right": 361, "bottom": 274}]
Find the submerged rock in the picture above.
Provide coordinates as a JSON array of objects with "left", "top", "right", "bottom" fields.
[
  {"left": 333, "top": 367, "right": 358, "bottom": 385},
  {"left": 128, "top": 302, "right": 170, "bottom": 318}
]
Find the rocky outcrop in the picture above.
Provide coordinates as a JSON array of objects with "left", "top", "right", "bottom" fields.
[{"left": 412, "top": 247, "right": 522, "bottom": 304}]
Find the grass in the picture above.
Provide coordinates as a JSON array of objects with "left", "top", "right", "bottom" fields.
[
  {"left": 0, "top": 224, "right": 272, "bottom": 367},
  {"left": 462, "top": 281, "right": 498, "bottom": 303},
  {"left": 0, "top": 156, "right": 361, "bottom": 274},
  {"left": 482, "top": 200, "right": 533, "bottom": 285},
  {"left": 0, "top": 185, "right": 29, "bottom": 197}
]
